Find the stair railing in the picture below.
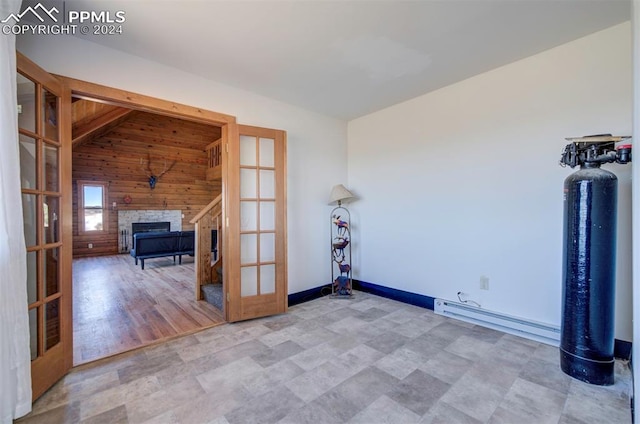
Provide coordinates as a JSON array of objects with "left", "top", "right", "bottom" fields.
[
  {"left": 190, "top": 193, "right": 222, "bottom": 300},
  {"left": 205, "top": 138, "right": 222, "bottom": 180}
]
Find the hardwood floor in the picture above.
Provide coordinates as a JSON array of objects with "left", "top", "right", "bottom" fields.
[{"left": 73, "top": 254, "right": 224, "bottom": 365}]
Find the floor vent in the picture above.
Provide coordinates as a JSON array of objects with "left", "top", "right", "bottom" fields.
[{"left": 434, "top": 298, "right": 560, "bottom": 346}]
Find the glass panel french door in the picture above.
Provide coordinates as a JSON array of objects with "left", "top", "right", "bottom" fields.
[
  {"left": 225, "top": 124, "right": 287, "bottom": 322},
  {"left": 17, "top": 52, "right": 72, "bottom": 400}
]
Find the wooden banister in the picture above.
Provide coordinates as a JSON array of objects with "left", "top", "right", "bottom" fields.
[{"left": 190, "top": 193, "right": 222, "bottom": 224}]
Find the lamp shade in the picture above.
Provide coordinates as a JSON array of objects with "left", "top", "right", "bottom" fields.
[{"left": 329, "top": 184, "right": 354, "bottom": 205}]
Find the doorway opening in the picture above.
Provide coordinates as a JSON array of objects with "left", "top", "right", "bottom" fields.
[{"left": 69, "top": 96, "right": 226, "bottom": 364}]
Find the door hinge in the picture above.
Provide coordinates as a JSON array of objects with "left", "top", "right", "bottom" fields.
[
  {"left": 226, "top": 217, "right": 229, "bottom": 227},
  {"left": 227, "top": 292, "right": 230, "bottom": 302},
  {"left": 225, "top": 143, "right": 229, "bottom": 153}
]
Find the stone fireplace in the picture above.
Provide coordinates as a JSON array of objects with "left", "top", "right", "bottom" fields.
[{"left": 118, "top": 210, "right": 182, "bottom": 253}]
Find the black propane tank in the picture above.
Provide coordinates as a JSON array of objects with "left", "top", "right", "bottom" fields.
[{"left": 558, "top": 135, "right": 631, "bottom": 385}]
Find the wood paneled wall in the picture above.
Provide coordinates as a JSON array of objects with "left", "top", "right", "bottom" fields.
[{"left": 72, "top": 111, "right": 222, "bottom": 257}]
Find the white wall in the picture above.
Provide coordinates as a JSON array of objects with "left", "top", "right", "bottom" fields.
[
  {"left": 17, "top": 33, "right": 348, "bottom": 295},
  {"left": 348, "top": 23, "right": 633, "bottom": 341}
]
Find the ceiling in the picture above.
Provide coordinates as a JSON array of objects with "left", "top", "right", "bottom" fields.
[{"left": 22, "top": 0, "right": 631, "bottom": 120}]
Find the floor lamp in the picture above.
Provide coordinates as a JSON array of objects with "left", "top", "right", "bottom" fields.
[{"left": 329, "top": 184, "right": 355, "bottom": 297}]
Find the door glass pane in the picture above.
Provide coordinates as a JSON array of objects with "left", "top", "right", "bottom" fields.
[
  {"left": 240, "top": 135, "right": 256, "bottom": 166},
  {"left": 43, "top": 196, "right": 60, "bottom": 244},
  {"left": 240, "top": 201, "right": 257, "bottom": 232},
  {"left": 259, "top": 170, "right": 275, "bottom": 198},
  {"left": 240, "top": 168, "right": 257, "bottom": 198},
  {"left": 260, "top": 233, "right": 275, "bottom": 262},
  {"left": 241, "top": 234, "right": 257, "bottom": 265},
  {"left": 44, "top": 298, "right": 60, "bottom": 351},
  {"left": 29, "top": 307, "right": 38, "bottom": 360},
  {"left": 17, "top": 73, "right": 36, "bottom": 133},
  {"left": 241, "top": 266, "right": 258, "bottom": 297},
  {"left": 19, "top": 134, "right": 37, "bottom": 189},
  {"left": 259, "top": 138, "right": 274, "bottom": 167},
  {"left": 44, "top": 248, "right": 59, "bottom": 297},
  {"left": 27, "top": 251, "right": 38, "bottom": 304},
  {"left": 260, "top": 202, "right": 275, "bottom": 231},
  {"left": 22, "top": 193, "right": 38, "bottom": 247},
  {"left": 42, "top": 88, "right": 59, "bottom": 142},
  {"left": 261, "top": 264, "right": 276, "bottom": 294},
  {"left": 43, "top": 143, "right": 59, "bottom": 192}
]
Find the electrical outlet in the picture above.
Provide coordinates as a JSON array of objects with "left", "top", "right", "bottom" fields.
[
  {"left": 480, "top": 276, "right": 489, "bottom": 290},
  {"left": 88, "top": 243, "right": 93, "bottom": 249}
]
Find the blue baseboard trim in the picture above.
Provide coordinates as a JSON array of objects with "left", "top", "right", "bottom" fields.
[
  {"left": 287, "top": 284, "right": 331, "bottom": 307},
  {"left": 352, "top": 279, "right": 435, "bottom": 310},
  {"left": 288, "top": 280, "right": 631, "bottom": 360}
]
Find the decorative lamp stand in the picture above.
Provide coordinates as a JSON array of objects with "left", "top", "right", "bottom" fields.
[
  {"left": 330, "top": 205, "right": 352, "bottom": 297},
  {"left": 328, "top": 184, "right": 355, "bottom": 297}
]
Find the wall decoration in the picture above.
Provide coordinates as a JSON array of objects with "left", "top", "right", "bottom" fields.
[{"left": 139, "top": 154, "right": 176, "bottom": 189}]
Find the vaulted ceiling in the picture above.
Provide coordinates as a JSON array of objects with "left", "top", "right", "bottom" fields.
[
  {"left": 71, "top": 99, "right": 133, "bottom": 147},
  {"left": 24, "top": 0, "right": 631, "bottom": 120},
  {"left": 70, "top": 98, "right": 222, "bottom": 149}
]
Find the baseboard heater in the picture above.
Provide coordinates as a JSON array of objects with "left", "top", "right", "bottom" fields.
[{"left": 434, "top": 298, "right": 560, "bottom": 346}]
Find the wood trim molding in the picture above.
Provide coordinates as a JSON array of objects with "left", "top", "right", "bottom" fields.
[
  {"left": 56, "top": 76, "right": 236, "bottom": 126},
  {"left": 17, "top": 52, "right": 60, "bottom": 92}
]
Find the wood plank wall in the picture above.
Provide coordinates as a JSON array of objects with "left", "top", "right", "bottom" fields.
[{"left": 72, "top": 111, "right": 222, "bottom": 257}]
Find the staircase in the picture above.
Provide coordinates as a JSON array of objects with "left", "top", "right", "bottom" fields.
[
  {"left": 189, "top": 194, "right": 223, "bottom": 306},
  {"left": 193, "top": 136, "right": 224, "bottom": 309},
  {"left": 201, "top": 282, "right": 223, "bottom": 309},
  {"left": 201, "top": 267, "right": 223, "bottom": 309}
]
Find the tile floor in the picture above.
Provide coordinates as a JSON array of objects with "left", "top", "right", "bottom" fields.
[{"left": 17, "top": 292, "right": 631, "bottom": 423}]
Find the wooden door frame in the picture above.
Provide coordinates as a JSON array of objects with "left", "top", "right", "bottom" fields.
[
  {"left": 62, "top": 77, "right": 236, "bottom": 127},
  {"left": 57, "top": 75, "right": 237, "bottom": 321}
]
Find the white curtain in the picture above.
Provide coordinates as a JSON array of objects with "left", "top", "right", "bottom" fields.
[
  {"left": 0, "top": 0, "right": 32, "bottom": 422},
  {"left": 633, "top": 1, "right": 640, "bottom": 423}
]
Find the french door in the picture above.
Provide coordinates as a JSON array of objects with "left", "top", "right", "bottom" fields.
[
  {"left": 16, "top": 52, "right": 287, "bottom": 400},
  {"left": 17, "top": 53, "right": 72, "bottom": 399},
  {"left": 224, "top": 124, "right": 287, "bottom": 322}
]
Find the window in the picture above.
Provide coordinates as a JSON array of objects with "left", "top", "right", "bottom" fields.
[{"left": 78, "top": 181, "right": 108, "bottom": 233}]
